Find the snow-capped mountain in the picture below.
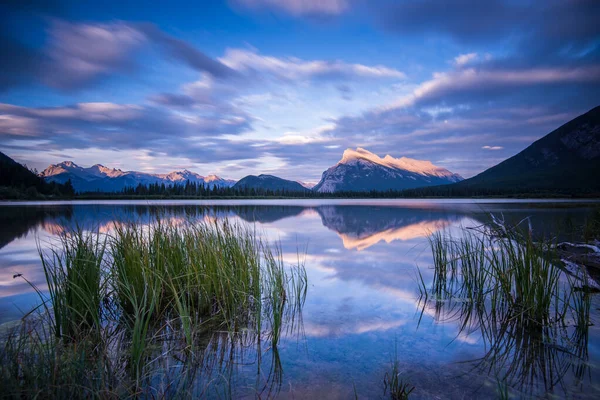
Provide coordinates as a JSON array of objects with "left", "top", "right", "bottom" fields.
[
  {"left": 40, "top": 161, "right": 236, "bottom": 193},
  {"left": 313, "top": 148, "right": 463, "bottom": 192}
]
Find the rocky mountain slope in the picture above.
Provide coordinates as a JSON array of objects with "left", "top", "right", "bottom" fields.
[
  {"left": 313, "top": 148, "right": 463, "bottom": 192},
  {"left": 454, "top": 105, "right": 600, "bottom": 192}
]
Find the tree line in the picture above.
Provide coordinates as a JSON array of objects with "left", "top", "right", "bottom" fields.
[{"left": 73, "top": 180, "right": 596, "bottom": 199}]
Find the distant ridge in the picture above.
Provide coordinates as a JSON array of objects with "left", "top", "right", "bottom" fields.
[
  {"left": 40, "top": 161, "right": 236, "bottom": 193},
  {"left": 233, "top": 174, "right": 309, "bottom": 192}
]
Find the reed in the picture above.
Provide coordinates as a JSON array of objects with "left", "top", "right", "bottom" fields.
[
  {"left": 383, "top": 342, "right": 414, "bottom": 399},
  {"left": 421, "top": 217, "right": 592, "bottom": 396},
  {"left": 38, "top": 229, "right": 106, "bottom": 339},
  {"left": 2, "top": 218, "right": 307, "bottom": 398}
]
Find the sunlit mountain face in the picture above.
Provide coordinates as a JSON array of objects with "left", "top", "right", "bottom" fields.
[
  {"left": 313, "top": 148, "right": 464, "bottom": 192},
  {"left": 1, "top": 1, "right": 599, "bottom": 183}
]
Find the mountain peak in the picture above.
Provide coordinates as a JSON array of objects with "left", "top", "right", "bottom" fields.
[
  {"left": 339, "top": 147, "right": 454, "bottom": 177},
  {"left": 340, "top": 147, "right": 377, "bottom": 163},
  {"left": 59, "top": 161, "right": 78, "bottom": 168},
  {"left": 40, "top": 161, "right": 82, "bottom": 177},
  {"left": 315, "top": 147, "right": 463, "bottom": 192}
]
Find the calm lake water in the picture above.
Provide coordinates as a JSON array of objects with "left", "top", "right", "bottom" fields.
[{"left": 1, "top": 199, "right": 599, "bottom": 399}]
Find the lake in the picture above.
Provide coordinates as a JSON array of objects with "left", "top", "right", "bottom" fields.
[{"left": 1, "top": 199, "right": 599, "bottom": 399}]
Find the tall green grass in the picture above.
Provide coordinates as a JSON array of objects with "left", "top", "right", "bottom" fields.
[
  {"left": 1, "top": 218, "right": 307, "bottom": 398},
  {"left": 419, "top": 218, "right": 592, "bottom": 396},
  {"left": 38, "top": 229, "right": 106, "bottom": 339}
]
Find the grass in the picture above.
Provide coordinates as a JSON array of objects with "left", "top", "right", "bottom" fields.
[
  {"left": 1, "top": 218, "right": 307, "bottom": 398},
  {"left": 38, "top": 229, "right": 106, "bottom": 340},
  {"left": 383, "top": 341, "right": 414, "bottom": 399},
  {"left": 418, "top": 217, "right": 593, "bottom": 396},
  {"left": 583, "top": 206, "right": 600, "bottom": 242}
]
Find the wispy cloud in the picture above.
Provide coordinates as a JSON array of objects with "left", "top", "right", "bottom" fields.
[
  {"left": 453, "top": 53, "right": 478, "bottom": 66},
  {"left": 389, "top": 65, "right": 600, "bottom": 109},
  {"left": 219, "top": 48, "right": 406, "bottom": 81},
  {"left": 1, "top": 20, "right": 234, "bottom": 92},
  {"left": 232, "top": 0, "right": 349, "bottom": 17}
]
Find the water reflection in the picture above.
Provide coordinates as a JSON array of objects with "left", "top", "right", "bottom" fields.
[{"left": 0, "top": 200, "right": 598, "bottom": 398}]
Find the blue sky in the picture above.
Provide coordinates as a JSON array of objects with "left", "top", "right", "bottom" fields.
[{"left": 1, "top": 0, "right": 599, "bottom": 182}]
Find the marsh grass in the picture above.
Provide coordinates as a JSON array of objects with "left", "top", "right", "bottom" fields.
[
  {"left": 1, "top": 218, "right": 307, "bottom": 398},
  {"left": 383, "top": 342, "right": 414, "bottom": 399},
  {"left": 583, "top": 207, "right": 600, "bottom": 243},
  {"left": 419, "top": 217, "right": 593, "bottom": 396},
  {"left": 38, "top": 229, "right": 106, "bottom": 340}
]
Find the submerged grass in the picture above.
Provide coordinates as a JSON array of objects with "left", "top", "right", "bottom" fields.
[
  {"left": 383, "top": 341, "right": 414, "bottom": 400},
  {"left": 1, "top": 218, "right": 307, "bottom": 398},
  {"left": 419, "top": 217, "right": 593, "bottom": 396}
]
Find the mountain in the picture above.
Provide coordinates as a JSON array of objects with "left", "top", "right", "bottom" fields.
[
  {"left": 313, "top": 148, "right": 463, "bottom": 192},
  {"left": 0, "top": 151, "right": 43, "bottom": 190},
  {"left": 0, "top": 152, "right": 74, "bottom": 199},
  {"left": 40, "top": 161, "right": 236, "bottom": 193},
  {"left": 233, "top": 174, "right": 309, "bottom": 192},
  {"left": 452, "top": 105, "right": 600, "bottom": 193}
]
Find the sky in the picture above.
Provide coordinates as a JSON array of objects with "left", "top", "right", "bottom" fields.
[{"left": 1, "top": 0, "right": 599, "bottom": 182}]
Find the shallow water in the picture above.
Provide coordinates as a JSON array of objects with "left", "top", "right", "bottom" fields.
[{"left": 1, "top": 199, "right": 599, "bottom": 399}]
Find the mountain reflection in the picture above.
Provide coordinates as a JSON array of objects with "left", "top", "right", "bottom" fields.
[
  {"left": 0, "top": 206, "right": 69, "bottom": 250},
  {"left": 0, "top": 203, "right": 467, "bottom": 251},
  {"left": 315, "top": 205, "right": 459, "bottom": 250}
]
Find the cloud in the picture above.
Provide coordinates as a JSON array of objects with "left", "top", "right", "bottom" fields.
[
  {"left": 454, "top": 53, "right": 478, "bottom": 67},
  {"left": 389, "top": 65, "right": 600, "bottom": 109},
  {"left": 138, "top": 24, "right": 236, "bottom": 79},
  {"left": 482, "top": 146, "right": 503, "bottom": 150},
  {"left": 43, "top": 20, "right": 146, "bottom": 90},
  {"left": 0, "top": 102, "right": 253, "bottom": 159},
  {"left": 219, "top": 48, "right": 406, "bottom": 81},
  {"left": 232, "top": 0, "right": 349, "bottom": 17},
  {"left": 0, "top": 19, "right": 235, "bottom": 92}
]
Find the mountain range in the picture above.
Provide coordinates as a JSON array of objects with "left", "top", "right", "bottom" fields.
[
  {"left": 40, "top": 162, "right": 236, "bottom": 193},
  {"left": 37, "top": 149, "right": 462, "bottom": 193}
]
